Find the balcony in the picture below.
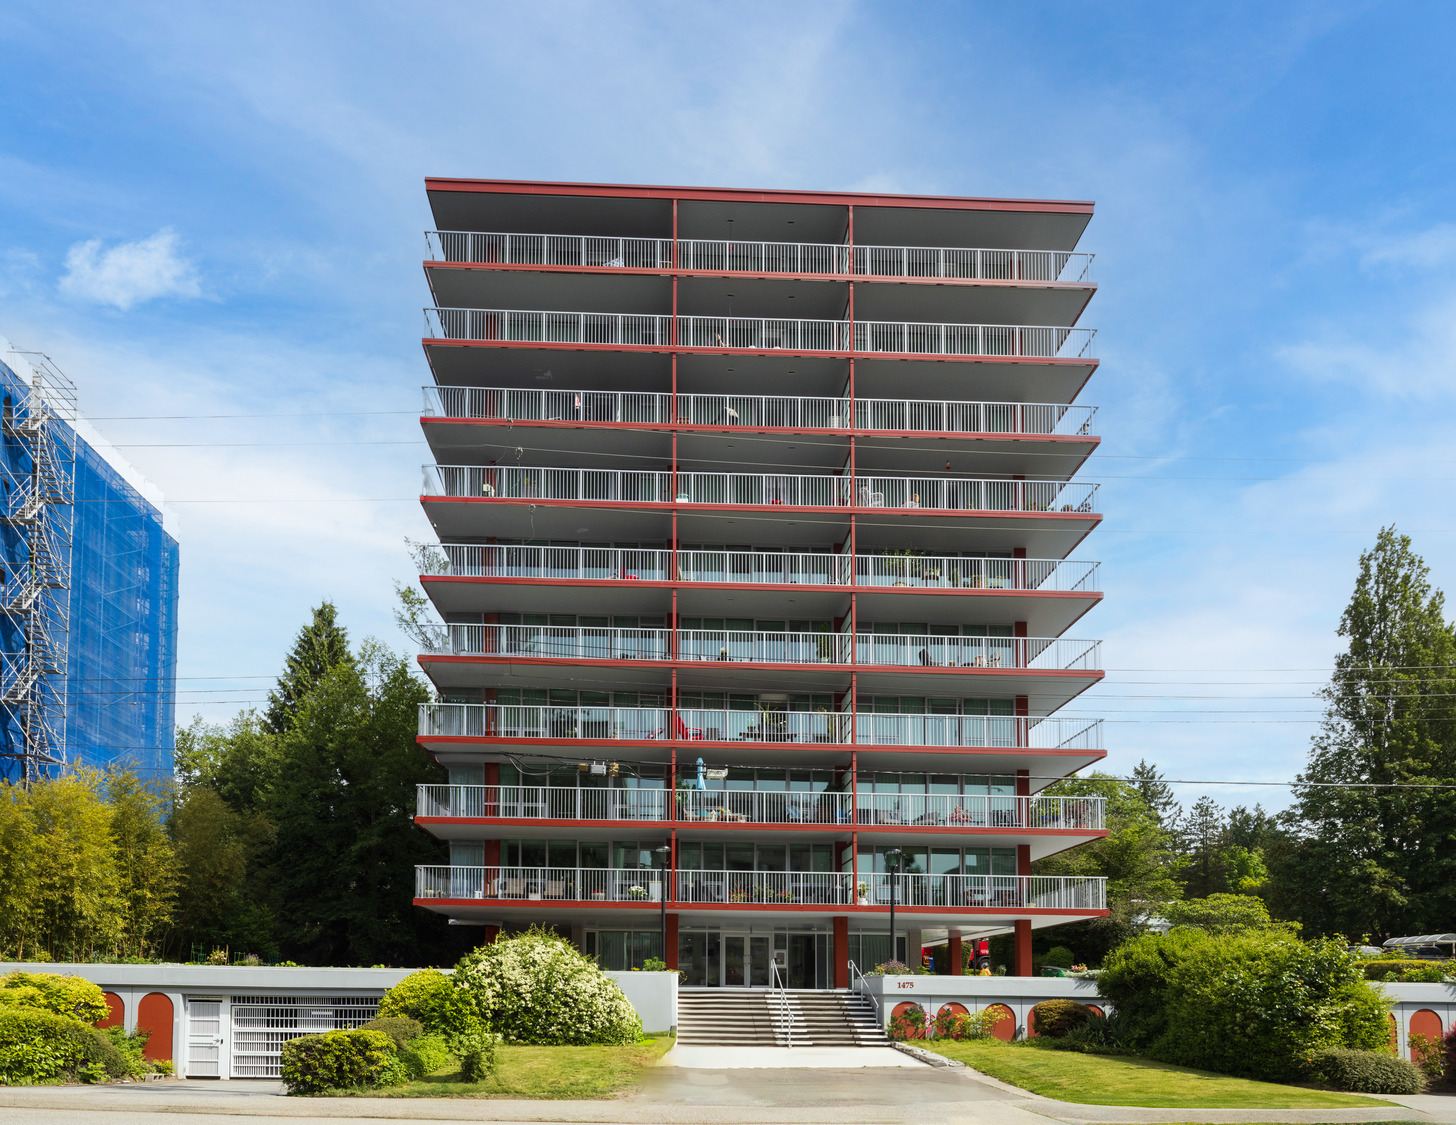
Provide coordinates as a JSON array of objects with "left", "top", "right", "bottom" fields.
[
  {"left": 423, "top": 307, "right": 1096, "bottom": 359},
  {"left": 416, "top": 703, "right": 1102, "bottom": 752},
  {"left": 415, "top": 865, "right": 1106, "bottom": 911},
  {"left": 415, "top": 784, "right": 1104, "bottom": 831},
  {"left": 421, "top": 385, "right": 1098, "bottom": 438},
  {"left": 421, "top": 545, "right": 1098, "bottom": 595},
  {"left": 424, "top": 230, "right": 1094, "bottom": 283},
  {"left": 421, "top": 465, "right": 1099, "bottom": 514},
  {"left": 428, "top": 625, "right": 1100, "bottom": 673}
]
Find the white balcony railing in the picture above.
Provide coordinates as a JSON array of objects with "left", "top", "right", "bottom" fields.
[
  {"left": 854, "top": 794, "right": 1103, "bottom": 830},
  {"left": 425, "top": 308, "right": 673, "bottom": 346},
  {"left": 429, "top": 627, "right": 1098, "bottom": 672},
  {"left": 425, "top": 230, "right": 1093, "bottom": 284},
  {"left": 414, "top": 785, "right": 1102, "bottom": 831},
  {"left": 424, "top": 308, "right": 1096, "bottom": 359},
  {"left": 853, "top": 714, "right": 1103, "bottom": 750},
  {"left": 417, "top": 865, "right": 667, "bottom": 902},
  {"left": 855, "top": 556, "right": 1099, "bottom": 592},
  {"left": 416, "top": 704, "right": 1103, "bottom": 752},
  {"left": 437, "top": 625, "right": 670, "bottom": 660},
  {"left": 422, "top": 386, "right": 1097, "bottom": 438},
  {"left": 422, "top": 544, "right": 1097, "bottom": 594},
  {"left": 677, "top": 630, "right": 850, "bottom": 665},
  {"left": 422, "top": 466, "right": 1099, "bottom": 514},
  {"left": 426, "top": 231, "right": 672, "bottom": 269},
  {"left": 418, "top": 864, "right": 1105, "bottom": 910},
  {"left": 854, "top": 634, "right": 1101, "bottom": 671},
  {"left": 419, "top": 703, "right": 671, "bottom": 739},
  {"left": 416, "top": 784, "right": 668, "bottom": 821},
  {"left": 424, "top": 387, "right": 672, "bottom": 424}
]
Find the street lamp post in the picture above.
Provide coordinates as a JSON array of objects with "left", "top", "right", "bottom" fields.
[
  {"left": 654, "top": 844, "right": 671, "bottom": 967},
  {"left": 884, "top": 848, "right": 902, "bottom": 966}
]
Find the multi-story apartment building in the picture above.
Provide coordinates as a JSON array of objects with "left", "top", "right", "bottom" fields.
[{"left": 410, "top": 181, "right": 1107, "bottom": 987}]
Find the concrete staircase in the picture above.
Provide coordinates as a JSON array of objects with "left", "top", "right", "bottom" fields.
[{"left": 677, "top": 988, "right": 890, "bottom": 1048}]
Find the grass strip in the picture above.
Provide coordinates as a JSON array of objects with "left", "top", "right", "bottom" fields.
[
  {"left": 928, "top": 1039, "right": 1395, "bottom": 1109},
  {"left": 353, "top": 1036, "right": 673, "bottom": 1100}
]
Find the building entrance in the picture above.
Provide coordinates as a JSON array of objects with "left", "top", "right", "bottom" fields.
[{"left": 679, "top": 930, "right": 831, "bottom": 988}]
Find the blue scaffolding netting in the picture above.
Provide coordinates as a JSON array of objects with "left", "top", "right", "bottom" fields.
[{"left": 0, "top": 356, "right": 179, "bottom": 782}]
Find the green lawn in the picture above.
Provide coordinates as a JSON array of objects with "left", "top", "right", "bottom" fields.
[
  {"left": 927, "top": 1040, "right": 1396, "bottom": 1109},
  {"left": 353, "top": 1036, "right": 673, "bottom": 1099}
]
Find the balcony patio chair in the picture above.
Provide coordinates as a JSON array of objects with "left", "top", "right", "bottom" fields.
[{"left": 857, "top": 488, "right": 885, "bottom": 507}]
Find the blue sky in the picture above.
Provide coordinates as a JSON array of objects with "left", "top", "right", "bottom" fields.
[{"left": 1, "top": 0, "right": 1453, "bottom": 810}]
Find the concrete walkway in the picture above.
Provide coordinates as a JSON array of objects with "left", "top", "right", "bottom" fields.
[
  {"left": 0, "top": 1072, "right": 1448, "bottom": 1125},
  {"left": 661, "top": 1044, "right": 924, "bottom": 1068}
]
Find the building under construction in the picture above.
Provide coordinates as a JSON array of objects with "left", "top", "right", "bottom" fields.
[{"left": 0, "top": 341, "right": 179, "bottom": 783}]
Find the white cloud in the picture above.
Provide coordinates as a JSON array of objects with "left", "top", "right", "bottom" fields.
[{"left": 59, "top": 228, "right": 202, "bottom": 309}]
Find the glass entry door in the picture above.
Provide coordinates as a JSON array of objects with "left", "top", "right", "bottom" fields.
[{"left": 720, "top": 933, "right": 773, "bottom": 986}]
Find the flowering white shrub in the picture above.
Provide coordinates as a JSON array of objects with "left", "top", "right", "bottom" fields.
[{"left": 453, "top": 927, "right": 643, "bottom": 1045}]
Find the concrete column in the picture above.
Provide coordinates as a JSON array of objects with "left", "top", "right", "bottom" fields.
[
  {"left": 948, "top": 930, "right": 963, "bottom": 976},
  {"left": 906, "top": 928, "right": 922, "bottom": 969},
  {"left": 1014, "top": 920, "right": 1033, "bottom": 977},
  {"left": 833, "top": 916, "right": 849, "bottom": 988},
  {"left": 665, "top": 913, "right": 680, "bottom": 970}
]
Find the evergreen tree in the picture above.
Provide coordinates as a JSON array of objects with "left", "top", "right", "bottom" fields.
[
  {"left": 1179, "top": 795, "right": 1229, "bottom": 898},
  {"left": 1285, "top": 527, "right": 1456, "bottom": 938},
  {"left": 1131, "top": 758, "right": 1181, "bottom": 829},
  {"left": 261, "top": 643, "right": 459, "bottom": 965},
  {"left": 265, "top": 602, "right": 354, "bottom": 735},
  {"left": 168, "top": 787, "right": 277, "bottom": 960}
]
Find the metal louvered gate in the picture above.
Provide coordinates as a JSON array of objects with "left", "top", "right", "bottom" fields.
[{"left": 228, "top": 995, "right": 380, "bottom": 1078}]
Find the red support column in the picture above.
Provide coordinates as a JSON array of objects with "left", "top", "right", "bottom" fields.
[
  {"left": 484, "top": 924, "right": 500, "bottom": 945},
  {"left": 483, "top": 761, "right": 499, "bottom": 816},
  {"left": 1014, "top": 920, "right": 1033, "bottom": 977},
  {"left": 834, "top": 915, "right": 850, "bottom": 988},
  {"left": 665, "top": 912, "right": 680, "bottom": 970},
  {"left": 949, "top": 931, "right": 964, "bottom": 976}
]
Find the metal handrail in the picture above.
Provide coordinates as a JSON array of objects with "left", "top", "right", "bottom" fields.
[
  {"left": 847, "top": 959, "right": 880, "bottom": 1026},
  {"left": 769, "top": 957, "right": 793, "bottom": 1048},
  {"left": 423, "top": 307, "right": 1097, "bottom": 359}
]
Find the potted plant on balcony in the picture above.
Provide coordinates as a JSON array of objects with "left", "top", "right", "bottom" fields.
[
  {"left": 816, "top": 634, "right": 837, "bottom": 664},
  {"left": 856, "top": 881, "right": 870, "bottom": 906},
  {"left": 628, "top": 884, "right": 648, "bottom": 900}
]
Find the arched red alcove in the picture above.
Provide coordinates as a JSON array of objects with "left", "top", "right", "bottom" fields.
[{"left": 137, "top": 993, "right": 174, "bottom": 1062}]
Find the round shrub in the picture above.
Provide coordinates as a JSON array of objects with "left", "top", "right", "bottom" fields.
[
  {"left": 1041, "top": 946, "right": 1075, "bottom": 970},
  {"left": 1032, "top": 998, "right": 1094, "bottom": 1037},
  {"left": 1307, "top": 1048, "right": 1425, "bottom": 1094},
  {"left": 360, "top": 1016, "right": 423, "bottom": 1048},
  {"left": 1099, "top": 929, "right": 1390, "bottom": 1083},
  {"left": 0, "top": 972, "right": 109, "bottom": 1024},
  {"left": 280, "top": 1029, "right": 403, "bottom": 1095},
  {"left": 453, "top": 927, "right": 643, "bottom": 1045},
  {"left": 378, "top": 969, "right": 480, "bottom": 1041}
]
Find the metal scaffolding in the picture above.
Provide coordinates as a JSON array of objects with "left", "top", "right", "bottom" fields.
[{"left": 0, "top": 351, "right": 76, "bottom": 782}]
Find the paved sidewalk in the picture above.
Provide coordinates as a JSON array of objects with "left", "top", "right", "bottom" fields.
[
  {"left": 661, "top": 1044, "right": 924, "bottom": 1068},
  {"left": 0, "top": 1071, "right": 1446, "bottom": 1125}
]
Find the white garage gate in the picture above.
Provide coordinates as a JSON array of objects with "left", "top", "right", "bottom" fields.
[{"left": 187, "top": 993, "right": 382, "bottom": 1078}]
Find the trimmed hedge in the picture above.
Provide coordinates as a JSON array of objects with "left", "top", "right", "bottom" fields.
[
  {"left": 0, "top": 1007, "right": 129, "bottom": 1085},
  {"left": 280, "top": 1029, "right": 403, "bottom": 1095},
  {"left": 398, "top": 1033, "right": 453, "bottom": 1081},
  {"left": 1031, "top": 998, "right": 1094, "bottom": 1037},
  {"left": 1307, "top": 1048, "right": 1425, "bottom": 1094}
]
